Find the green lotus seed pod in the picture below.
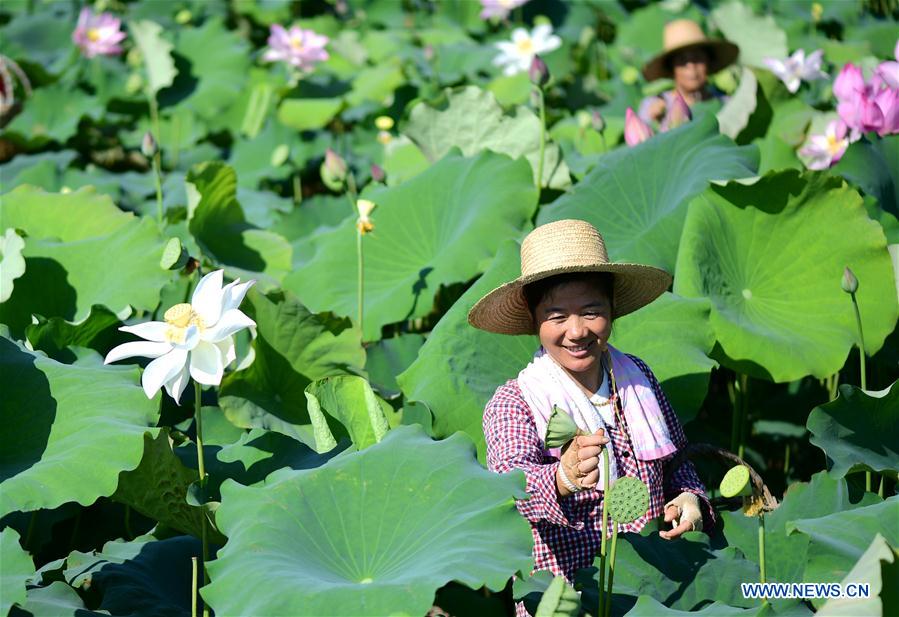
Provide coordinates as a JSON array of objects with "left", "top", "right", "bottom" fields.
[
  {"left": 720, "top": 465, "right": 752, "bottom": 498},
  {"left": 606, "top": 476, "right": 649, "bottom": 523},
  {"left": 159, "top": 237, "right": 188, "bottom": 270},
  {"left": 545, "top": 405, "right": 579, "bottom": 448}
]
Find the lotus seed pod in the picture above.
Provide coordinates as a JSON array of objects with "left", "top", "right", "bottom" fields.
[
  {"left": 720, "top": 465, "right": 752, "bottom": 498},
  {"left": 605, "top": 476, "right": 649, "bottom": 523},
  {"left": 545, "top": 405, "right": 579, "bottom": 448},
  {"left": 159, "top": 237, "right": 188, "bottom": 271}
]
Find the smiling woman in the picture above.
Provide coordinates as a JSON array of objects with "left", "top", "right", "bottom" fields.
[{"left": 468, "top": 219, "right": 714, "bottom": 617}]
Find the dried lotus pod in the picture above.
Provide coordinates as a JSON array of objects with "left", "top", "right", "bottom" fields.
[
  {"left": 545, "top": 405, "right": 580, "bottom": 448},
  {"left": 719, "top": 464, "right": 752, "bottom": 498},
  {"left": 605, "top": 476, "right": 650, "bottom": 524}
]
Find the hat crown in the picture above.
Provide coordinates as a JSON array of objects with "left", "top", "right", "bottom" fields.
[
  {"left": 662, "top": 19, "right": 709, "bottom": 52},
  {"left": 520, "top": 219, "right": 609, "bottom": 279}
]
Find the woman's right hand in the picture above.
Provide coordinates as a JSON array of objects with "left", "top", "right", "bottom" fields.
[{"left": 559, "top": 428, "right": 609, "bottom": 490}]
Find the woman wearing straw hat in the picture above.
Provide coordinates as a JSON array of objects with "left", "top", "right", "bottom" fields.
[
  {"left": 469, "top": 220, "right": 713, "bottom": 614},
  {"left": 638, "top": 19, "right": 739, "bottom": 127}
]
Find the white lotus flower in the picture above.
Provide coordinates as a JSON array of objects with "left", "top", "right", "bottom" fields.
[
  {"left": 763, "top": 49, "right": 827, "bottom": 94},
  {"left": 105, "top": 270, "right": 255, "bottom": 403},
  {"left": 493, "top": 24, "right": 561, "bottom": 76}
]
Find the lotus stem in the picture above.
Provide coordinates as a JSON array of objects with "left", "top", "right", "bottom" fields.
[
  {"left": 605, "top": 524, "right": 618, "bottom": 617},
  {"left": 194, "top": 380, "right": 210, "bottom": 616},
  {"left": 345, "top": 170, "right": 358, "bottom": 215},
  {"left": 737, "top": 374, "right": 749, "bottom": 460},
  {"left": 535, "top": 87, "right": 546, "bottom": 199},
  {"left": 850, "top": 292, "right": 866, "bottom": 391},
  {"left": 728, "top": 378, "right": 739, "bottom": 455},
  {"left": 124, "top": 504, "right": 133, "bottom": 540},
  {"left": 783, "top": 442, "right": 790, "bottom": 482},
  {"left": 357, "top": 229, "right": 364, "bottom": 336},
  {"left": 152, "top": 151, "right": 164, "bottom": 225},
  {"left": 598, "top": 447, "right": 610, "bottom": 617},
  {"left": 191, "top": 557, "right": 198, "bottom": 617}
]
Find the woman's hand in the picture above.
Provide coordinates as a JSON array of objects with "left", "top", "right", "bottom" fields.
[
  {"left": 659, "top": 492, "right": 703, "bottom": 540},
  {"left": 559, "top": 428, "right": 609, "bottom": 491}
]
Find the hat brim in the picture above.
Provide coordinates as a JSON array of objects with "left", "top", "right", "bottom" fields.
[
  {"left": 467, "top": 263, "right": 673, "bottom": 335},
  {"left": 642, "top": 40, "right": 740, "bottom": 82}
]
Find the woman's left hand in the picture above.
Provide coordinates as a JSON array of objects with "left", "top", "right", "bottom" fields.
[{"left": 659, "top": 492, "right": 703, "bottom": 540}]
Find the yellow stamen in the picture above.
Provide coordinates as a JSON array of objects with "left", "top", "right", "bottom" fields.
[
  {"left": 516, "top": 38, "right": 534, "bottom": 55},
  {"left": 88, "top": 29, "right": 101, "bottom": 42},
  {"left": 164, "top": 303, "right": 195, "bottom": 328}
]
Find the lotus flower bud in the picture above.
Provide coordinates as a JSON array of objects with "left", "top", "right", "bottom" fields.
[
  {"left": 841, "top": 267, "right": 859, "bottom": 294},
  {"left": 591, "top": 109, "right": 606, "bottom": 133},
  {"left": 370, "top": 163, "right": 385, "bottom": 183},
  {"left": 663, "top": 92, "right": 692, "bottom": 131},
  {"left": 545, "top": 405, "right": 580, "bottom": 448},
  {"left": 320, "top": 148, "right": 348, "bottom": 191},
  {"left": 529, "top": 55, "right": 550, "bottom": 88},
  {"left": 624, "top": 108, "right": 654, "bottom": 146},
  {"left": 141, "top": 131, "right": 158, "bottom": 158}
]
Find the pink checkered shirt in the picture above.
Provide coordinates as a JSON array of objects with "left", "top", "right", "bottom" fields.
[{"left": 483, "top": 355, "right": 713, "bottom": 616}]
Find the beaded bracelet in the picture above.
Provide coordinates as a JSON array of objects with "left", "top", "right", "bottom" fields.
[{"left": 558, "top": 463, "right": 582, "bottom": 493}]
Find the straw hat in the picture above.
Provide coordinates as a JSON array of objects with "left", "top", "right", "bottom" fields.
[
  {"left": 468, "top": 220, "right": 672, "bottom": 335},
  {"left": 642, "top": 19, "right": 739, "bottom": 82}
]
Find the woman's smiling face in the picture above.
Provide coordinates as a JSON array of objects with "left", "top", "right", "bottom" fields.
[{"left": 534, "top": 279, "right": 612, "bottom": 393}]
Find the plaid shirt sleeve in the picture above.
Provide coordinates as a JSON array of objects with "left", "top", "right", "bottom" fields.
[
  {"left": 628, "top": 355, "right": 717, "bottom": 530},
  {"left": 483, "top": 381, "right": 585, "bottom": 531}
]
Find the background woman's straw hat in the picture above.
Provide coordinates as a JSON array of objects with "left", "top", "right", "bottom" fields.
[
  {"left": 468, "top": 219, "right": 672, "bottom": 335},
  {"left": 642, "top": 19, "right": 739, "bottom": 82}
]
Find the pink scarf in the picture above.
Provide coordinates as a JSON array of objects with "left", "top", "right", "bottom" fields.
[{"left": 517, "top": 345, "right": 676, "bottom": 484}]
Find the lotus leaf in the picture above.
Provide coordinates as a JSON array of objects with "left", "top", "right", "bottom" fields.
[
  {"left": 816, "top": 533, "right": 899, "bottom": 617},
  {"left": 219, "top": 289, "right": 365, "bottom": 443},
  {"left": 404, "top": 86, "right": 571, "bottom": 189},
  {"left": 535, "top": 574, "right": 581, "bottom": 617},
  {"left": 364, "top": 333, "right": 424, "bottom": 399},
  {"left": 538, "top": 113, "right": 759, "bottom": 273},
  {"left": 9, "top": 581, "right": 100, "bottom": 617},
  {"left": 2, "top": 84, "right": 100, "bottom": 147},
  {"left": 787, "top": 498, "right": 899, "bottom": 588},
  {"left": 304, "top": 375, "right": 391, "bottom": 452},
  {"left": 1, "top": 528, "right": 32, "bottom": 615},
  {"left": 834, "top": 135, "right": 899, "bottom": 218},
  {"left": 719, "top": 472, "right": 881, "bottom": 585},
  {"left": 128, "top": 20, "right": 177, "bottom": 96},
  {"left": 807, "top": 382, "right": 899, "bottom": 479},
  {"left": 710, "top": 2, "right": 788, "bottom": 70},
  {"left": 398, "top": 240, "right": 538, "bottom": 459},
  {"left": 0, "top": 338, "right": 159, "bottom": 517},
  {"left": 24, "top": 304, "right": 122, "bottom": 363},
  {"left": 0, "top": 186, "right": 169, "bottom": 336},
  {"left": 204, "top": 425, "right": 533, "bottom": 617},
  {"left": 285, "top": 151, "right": 537, "bottom": 341},
  {"left": 609, "top": 293, "right": 716, "bottom": 421},
  {"left": 186, "top": 161, "right": 292, "bottom": 284},
  {"left": 675, "top": 171, "right": 898, "bottom": 382}
]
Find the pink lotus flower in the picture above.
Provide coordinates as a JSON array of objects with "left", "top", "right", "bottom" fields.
[
  {"left": 624, "top": 107, "right": 654, "bottom": 146},
  {"left": 799, "top": 120, "right": 849, "bottom": 170},
  {"left": 660, "top": 92, "right": 691, "bottom": 131},
  {"left": 875, "top": 39, "right": 899, "bottom": 89},
  {"left": 480, "top": 0, "right": 530, "bottom": 20},
  {"left": 72, "top": 8, "right": 126, "bottom": 58},
  {"left": 263, "top": 24, "right": 329, "bottom": 72},
  {"left": 763, "top": 49, "right": 827, "bottom": 93},
  {"left": 834, "top": 62, "right": 899, "bottom": 137}
]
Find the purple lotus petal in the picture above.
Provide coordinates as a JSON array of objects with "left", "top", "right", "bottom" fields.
[
  {"left": 833, "top": 63, "right": 864, "bottom": 103},
  {"left": 624, "top": 107, "right": 654, "bottom": 146},
  {"left": 72, "top": 7, "right": 126, "bottom": 58},
  {"left": 263, "top": 24, "right": 329, "bottom": 73}
]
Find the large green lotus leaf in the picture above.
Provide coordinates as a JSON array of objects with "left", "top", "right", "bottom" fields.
[
  {"left": 304, "top": 375, "right": 391, "bottom": 452},
  {"left": 624, "top": 596, "right": 809, "bottom": 616},
  {"left": 284, "top": 151, "right": 537, "bottom": 341},
  {"left": 0, "top": 6, "right": 76, "bottom": 75},
  {"left": 404, "top": 86, "right": 570, "bottom": 190},
  {"left": 129, "top": 20, "right": 177, "bottom": 97},
  {"left": 609, "top": 293, "right": 716, "bottom": 422},
  {"left": 203, "top": 425, "right": 533, "bottom": 617},
  {"left": 398, "top": 241, "right": 537, "bottom": 460},
  {"left": 1, "top": 528, "right": 33, "bottom": 615},
  {"left": 0, "top": 151, "right": 77, "bottom": 192},
  {"left": 717, "top": 68, "right": 759, "bottom": 140},
  {"left": 807, "top": 382, "right": 899, "bottom": 479},
  {"left": 833, "top": 135, "right": 899, "bottom": 218},
  {"left": 0, "top": 339, "right": 159, "bottom": 517},
  {"left": 719, "top": 472, "right": 881, "bottom": 585},
  {"left": 537, "top": 113, "right": 759, "bottom": 273},
  {"left": 0, "top": 186, "right": 169, "bottom": 336},
  {"left": 219, "top": 289, "right": 365, "bottom": 443},
  {"left": 186, "top": 161, "right": 292, "bottom": 285},
  {"left": 269, "top": 194, "right": 351, "bottom": 268},
  {"left": 674, "top": 171, "right": 898, "bottom": 382},
  {"left": 2, "top": 84, "right": 100, "bottom": 148},
  {"left": 346, "top": 62, "right": 406, "bottom": 108},
  {"left": 365, "top": 333, "right": 425, "bottom": 399},
  {"left": 8, "top": 581, "right": 101, "bottom": 617},
  {"left": 277, "top": 97, "right": 344, "bottom": 131},
  {"left": 816, "top": 533, "right": 899, "bottom": 617},
  {"left": 787, "top": 498, "right": 899, "bottom": 589},
  {"left": 167, "top": 18, "right": 251, "bottom": 126},
  {"left": 62, "top": 535, "right": 200, "bottom": 616},
  {"left": 112, "top": 430, "right": 208, "bottom": 542},
  {"left": 710, "top": 1, "right": 788, "bottom": 70},
  {"left": 228, "top": 120, "right": 301, "bottom": 189}
]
